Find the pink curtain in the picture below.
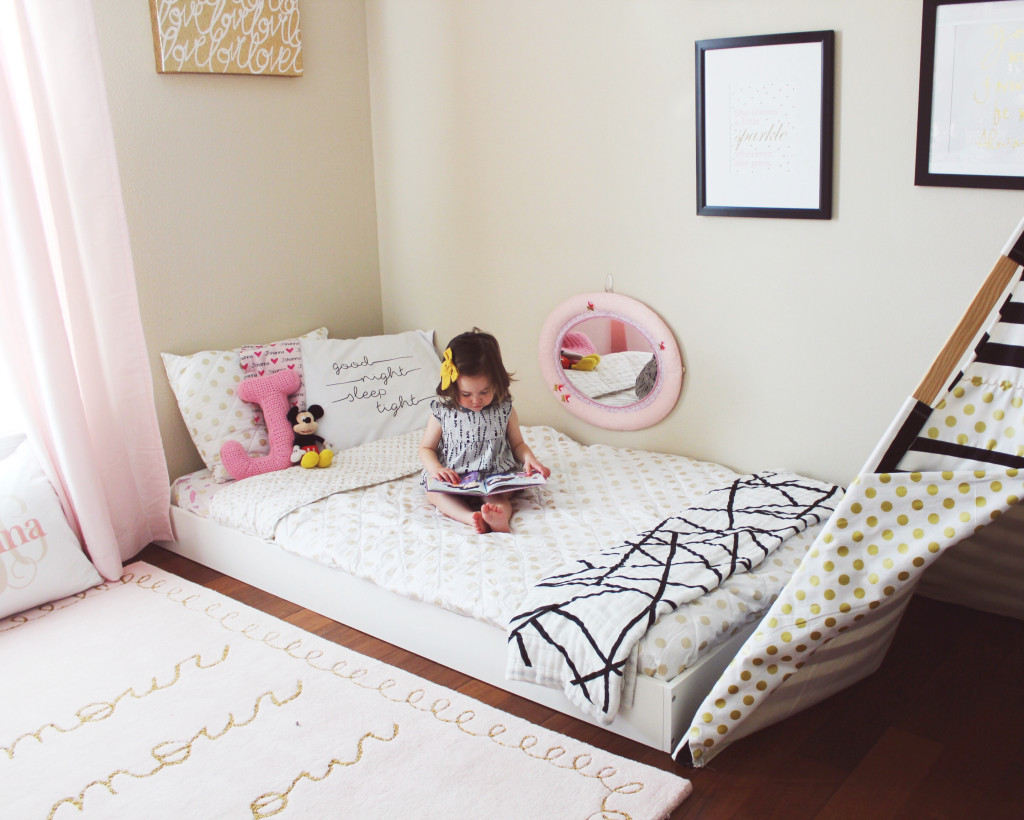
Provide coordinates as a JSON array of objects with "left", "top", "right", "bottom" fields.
[{"left": 0, "top": 0, "right": 172, "bottom": 579}]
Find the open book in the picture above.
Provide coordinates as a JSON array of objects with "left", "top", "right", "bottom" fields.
[{"left": 425, "top": 469, "right": 547, "bottom": 496}]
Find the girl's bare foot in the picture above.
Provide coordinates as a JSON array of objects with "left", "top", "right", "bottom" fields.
[
  {"left": 480, "top": 503, "right": 511, "bottom": 533},
  {"left": 472, "top": 511, "right": 491, "bottom": 534}
]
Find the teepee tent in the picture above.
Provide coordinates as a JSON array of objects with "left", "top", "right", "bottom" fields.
[{"left": 677, "top": 215, "right": 1024, "bottom": 766}]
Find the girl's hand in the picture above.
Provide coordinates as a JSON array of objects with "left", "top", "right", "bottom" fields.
[
  {"left": 431, "top": 466, "right": 462, "bottom": 485},
  {"left": 522, "top": 454, "right": 551, "bottom": 479},
  {"left": 506, "top": 407, "right": 551, "bottom": 479}
]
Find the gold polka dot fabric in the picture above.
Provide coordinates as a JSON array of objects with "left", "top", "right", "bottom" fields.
[
  {"left": 683, "top": 467, "right": 1024, "bottom": 764},
  {"left": 683, "top": 271, "right": 1024, "bottom": 766},
  {"left": 903, "top": 360, "right": 1024, "bottom": 471}
]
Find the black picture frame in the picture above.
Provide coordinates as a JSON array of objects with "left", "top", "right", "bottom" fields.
[
  {"left": 915, "top": 0, "right": 1024, "bottom": 190},
  {"left": 695, "top": 30, "right": 835, "bottom": 219}
]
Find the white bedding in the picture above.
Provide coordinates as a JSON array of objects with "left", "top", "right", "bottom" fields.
[
  {"left": 171, "top": 426, "right": 823, "bottom": 683},
  {"left": 208, "top": 430, "right": 424, "bottom": 539},
  {"left": 564, "top": 350, "right": 652, "bottom": 404}
]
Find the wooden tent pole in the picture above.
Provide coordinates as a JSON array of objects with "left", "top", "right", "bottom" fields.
[
  {"left": 862, "top": 216, "right": 1024, "bottom": 475},
  {"left": 912, "top": 217, "right": 1024, "bottom": 406}
]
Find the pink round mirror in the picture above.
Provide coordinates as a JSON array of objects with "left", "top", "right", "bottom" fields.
[{"left": 538, "top": 292, "right": 684, "bottom": 430}]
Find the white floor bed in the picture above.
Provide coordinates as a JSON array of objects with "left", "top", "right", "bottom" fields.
[{"left": 158, "top": 426, "right": 825, "bottom": 752}]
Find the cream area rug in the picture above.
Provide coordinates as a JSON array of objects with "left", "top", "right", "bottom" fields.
[{"left": 2, "top": 562, "right": 691, "bottom": 819}]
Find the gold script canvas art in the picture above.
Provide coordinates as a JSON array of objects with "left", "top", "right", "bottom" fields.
[{"left": 149, "top": 0, "right": 303, "bottom": 76}]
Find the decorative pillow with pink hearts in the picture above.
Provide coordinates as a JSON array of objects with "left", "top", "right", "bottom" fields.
[
  {"left": 162, "top": 327, "right": 327, "bottom": 482},
  {"left": 237, "top": 338, "right": 306, "bottom": 426}
]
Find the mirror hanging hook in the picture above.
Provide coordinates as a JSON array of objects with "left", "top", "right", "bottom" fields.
[{"left": 604, "top": 274, "right": 614, "bottom": 293}]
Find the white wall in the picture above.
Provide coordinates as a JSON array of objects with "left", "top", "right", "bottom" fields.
[
  {"left": 366, "top": 0, "right": 1024, "bottom": 488},
  {"left": 92, "top": 0, "right": 383, "bottom": 481}
]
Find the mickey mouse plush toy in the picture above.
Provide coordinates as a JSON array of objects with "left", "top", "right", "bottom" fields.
[{"left": 288, "top": 405, "right": 334, "bottom": 469}]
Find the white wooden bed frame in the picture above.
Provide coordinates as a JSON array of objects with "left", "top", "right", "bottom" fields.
[{"left": 158, "top": 504, "right": 761, "bottom": 754}]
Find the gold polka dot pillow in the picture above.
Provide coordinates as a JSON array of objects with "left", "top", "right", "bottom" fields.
[{"left": 161, "top": 327, "right": 327, "bottom": 482}]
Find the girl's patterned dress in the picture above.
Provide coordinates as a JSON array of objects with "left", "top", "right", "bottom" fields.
[{"left": 423, "top": 397, "right": 517, "bottom": 484}]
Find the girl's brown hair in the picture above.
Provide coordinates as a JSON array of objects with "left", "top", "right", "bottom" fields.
[{"left": 436, "top": 328, "right": 514, "bottom": 408}]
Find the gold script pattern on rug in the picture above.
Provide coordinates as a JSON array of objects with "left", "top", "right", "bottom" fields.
[
  {"left": 0, "top": 583, "right": 110, "bottom": 634},
  {"left": 46, "top": 682, "right": 303, "bottom": 819},
  {"left": 3, "top": 564, "right": 690, "bottom": 819},
  {"left": 250, "top": 725, "right": 400, "bottom": 818},
  {"left": 128, "top": 570, "right": 668, "bottom": 818},
  {"left": 2, "top": 646, "right": 229, "bottom": 760},
  {"left": 139, "top": 571, "right": 653, "bottom": 810}
]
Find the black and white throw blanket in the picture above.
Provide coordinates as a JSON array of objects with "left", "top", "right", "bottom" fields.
[{"left": 506, "top": 471, "right": 842, "bottom": 724}]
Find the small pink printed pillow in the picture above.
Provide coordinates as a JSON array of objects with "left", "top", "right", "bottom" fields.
[{"left": 237, "top": 338, "right": 305, "bottom": 425}]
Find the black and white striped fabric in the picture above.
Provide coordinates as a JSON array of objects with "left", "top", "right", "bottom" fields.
[
  {"left": 878, "top": 270, "right": 1024, "bottom": 474},
  {"left": 506, "top": 471, "right": 842, "bottom": 724}
]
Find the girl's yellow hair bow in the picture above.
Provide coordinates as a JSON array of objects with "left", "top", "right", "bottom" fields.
[{"left": 440, "top": 347, "right": 459, "bottom": 389}]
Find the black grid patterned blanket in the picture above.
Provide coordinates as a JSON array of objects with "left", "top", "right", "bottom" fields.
[{"left": 506, "top": 471, "right": 842, "bottom": 723}]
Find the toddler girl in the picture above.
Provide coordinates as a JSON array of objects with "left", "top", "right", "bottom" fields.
[{"left": 419, "top": 329, "right": 550, "bottom": 533}]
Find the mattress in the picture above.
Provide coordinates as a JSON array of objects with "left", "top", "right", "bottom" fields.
[{"left": 171, "top": 426, "right": 823, "bottom": 682}]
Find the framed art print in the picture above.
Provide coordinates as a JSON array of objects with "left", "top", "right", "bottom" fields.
[
  {"left": 148, "top": 0, "right": 303, "bottom": 76},
  {"left": 915, "top": 0, "right": 1024, "bottom": 189},
  {"left": 695, "top": 30, "right": 835, "bottom": 219}
]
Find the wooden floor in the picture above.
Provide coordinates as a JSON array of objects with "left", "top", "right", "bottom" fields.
[{"left": 138, "top": 543, "right": 1024, "bottom": 819}]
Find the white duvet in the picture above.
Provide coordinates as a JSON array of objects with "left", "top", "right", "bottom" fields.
[
  {"left": 181, "top": 426, "right": 822, "bottom": 679},
  {"left": 209, "top": 430, "right": 424, "bottom": 539}
]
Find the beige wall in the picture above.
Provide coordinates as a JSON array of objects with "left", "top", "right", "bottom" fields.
[
  {"left": 92, "top": 0, "right": 383, "bottom": 481},
  {"left": 90, "top": 1, "right": 1023, "bottom": 613},
  {"left": 366, "top": 0, "right": 1024, "bottom": 488},
  {"left": 93, "top": 0, "right": 1024, "bottom": 491}
]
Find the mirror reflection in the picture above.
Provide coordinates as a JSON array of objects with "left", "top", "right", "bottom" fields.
[
  {"left": 538, "top": 291, "right": 683, "bottom": 431},
  {"left": 558, "top": 317, "right": 658, "bottom": 408}
]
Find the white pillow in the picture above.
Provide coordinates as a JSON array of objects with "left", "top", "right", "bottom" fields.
[
  {"left": 0, "top": 440, "right": 102, "bottom": 619},
  {"left": 301, "top": 330, "right": 439, "bottom": 452},
  {"left": 162, "top": 327, "right": 327, "bottom": 482},
  {"left": 0, "top": 433, "right": 22, "bottom": 462}
]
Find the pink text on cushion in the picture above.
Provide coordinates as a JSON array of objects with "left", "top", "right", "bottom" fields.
[{"left": 1, "top": 517, "right": 46, "bottom": 554}]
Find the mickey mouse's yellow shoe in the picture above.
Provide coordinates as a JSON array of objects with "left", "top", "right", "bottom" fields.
[{"left": 571, "top": 354, "right": 601, "bottom": 371}]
